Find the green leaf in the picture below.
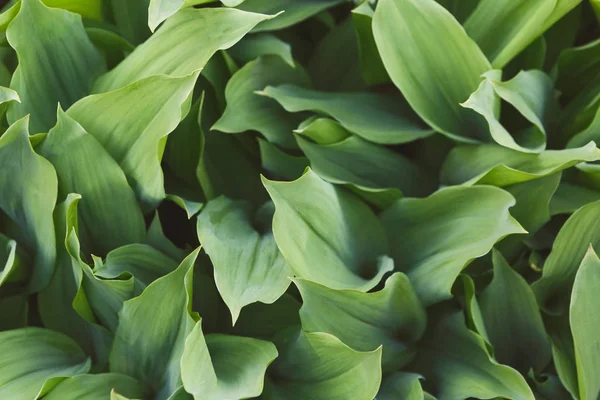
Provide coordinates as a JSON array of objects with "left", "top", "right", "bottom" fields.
[
  {"left": 212, "top": 55, "right": 310, "bottom": 148},
  {"left": 463, "top": 0, "right": 555, "bottom": 68},
  {"left": 0, "top": 85, "right": 19, "bottom": 120},
  {"left": 94, "top": 7, "right": 273, "bottom": 92},
  {"left": 40, "top": 108, "right": 145, "bottom": 256},
  {"left": 441, "top": 142, "right": 600, "bottom": 186},
  {"left": 236, "top": 0, "right": 344, "bottom": 32},
  {"left": 228, "top": 294, "right": 301, "bottom": 340},
  {"left": 413, "top": 312, "right": 535, "bottom": 400},
  {"left": 0, "top": 117, "right": 57, "bottom": 291},
  {"left": 263, "top": 168, "right": 393, "bottom": 291},
  {"left": 376, "top": 372, "right": 425, "bottom": 400},
  {"left": 372, "top": 0, "right": 491, "bottom": 142},
  {"left": 110, "top": 0, "right": 151, "bottom": 46},
  {"left": 181, "top": 322, "right": 278, "bottom": 400},
  {"left": 43, "top": 373, "right": 145, "bottom": 400},
  {"left": 351, "top": 1, "right": 390, "bottom": 86},
  {"left": 296, "top": 130, "right": 435, "bottom": 197},
  {"left": 109, "top": 249, "right": 200, "bottom": 399},
  {"left": 0, "top": 234, "right": 18, "bottom": 288},
  {"left": 197, "top": 197, "right": 291, "bottom": 323},
  {"left": 148, "top": 0, "right": 208, "bottom": 32},
  {"left": 228, "top": 33, "right": 294, "bottom": 67},
  {"left": 461, "top": 70, "right": 553, "bottom": 153},
  {"left": 307, "top": 17, "right": 365, "bottom": 92},
  {"left": 261, "top": 85, "right": 433, "bottom": 144},
  {"left": 479, "top": 249, "right": 551, "bottom": 372},
  {"left": 6, "top": 0, "right": 105, "bottom": 132},
  {"left": 267, "top": 330, "right": 382, "bottom": 400},
  {"left": 570, "top": 247, "right": 600, "bottom": 400},
  {"left": 94, "top": 244, "right": 179, "bottom": 294},
  {"left": 38, "top": 193, "right": 112, "bottom": 366},
  {"left": 295, "top": 273, "right": 426, "bottom": 372},
  {"left": 0, "top": 327, "right": 91, "bottom": 399},
  {"left": 380, "top": 185, "right": 524, "bottom": 305},
  {"left": 258, "top": 138, "right": 309, "bottom": 181},
  {"left": 532, "top": 200, "right": 600, "bottom": 313},
  {"left": 68, "top": 73, "right": 198, "bottom": 211},
  {"left": 568, "top": 105, "right": 600, "bottom": 149},
  {"left": 550, "top": 182, "right": 600, "bottom": 216}
]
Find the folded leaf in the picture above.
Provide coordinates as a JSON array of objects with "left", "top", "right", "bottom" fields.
[
  {"left": 94, "top": 243, "right": 179, "bottom": 294},
  {"left": 380, "top": 185, "right": 524, "bottom": 305},
  {"left": 181, "top": 322, "right": 278, "bottom": 400},
  {"left": 461, "top": 70, "right": 552, "bottom": 153},
  {"left": 212, "top": 55, "right": 310, "bottom": 148},
  {"left": 441, "top": 142, "right": 600, "bottom": 186},
  {"left": 532, "top": 200, "right": 600, "bottom": 313},
  {"left": 94, "top": 7, "right": 272, "bottom": 92},
  {"left": 43, "top": 373, "right": 145, "bottom": 400},
  {"left": 412, "top": 312, "right": 535, "bottom": 400},
  {"left": 295, "top": 273, "right": 426, "bottom": 372},
  {"left": 228, "top": 294, "right": 300, "bottom": 340},
  {"left": 0, "top": 117, "right": 57, "bottom": 291},
  {"left": 0, "top": 327, "right": 91, "bottom": 399},
  {"left": 258, "top": 138, "right": 309, "bottom": 180},
  {"left": 267, "top": 330, "right": 382, "bottom": 400},
  {"left": 479, "top": 250, "right": 551, "bottom": 372},
  {"left": 263, "top": 168, "right": 393, "bottom": 291},
  {"left": 38, "top": 194, "right": 112, "bottom": 366},
  {"left": 68, "top": 73, "right": 197, "bottom": 211},
  {"left": 6, "top": 0, "right": 105, "bottom": 131},
  {"left": 373, "top": 0, "right": 491, "bottom": 142},
  {"left": 110, "top": 249, "right": 200, "bottom": 399},
  {"left": 197, "top": 198, "right": 290, "bottom": 323},
  {"left": 261, "top": 85, "right": 433, "bottom": 144},
  {"left": 570, "top": 247, "right": 600, "bottom": 400},
  {"left": 40, "top": 108, "right": 145, "bottom": 256}
]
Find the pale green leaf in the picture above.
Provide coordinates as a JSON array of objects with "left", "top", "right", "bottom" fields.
[
  {"left": 43, "top": 373, "right": 145, "bottom": 400},
  {"left": 6, "top": 0, "right": 105, "bottom": 131},
  {"left": 441, "top": 142, "right": 600, "bottom": 187},
  {"left": 181, "top": 322, "right": 278, "bottom": 400},
  {"left": 295, "top": 273, "right": 426, "bottom": 372},
  {"left": 94, "top": 7, "right": 273, "bottom": 92},
  {"left": 110, "top": 249, "right": 200, "bottom": 400},
  {"left": 40, "top": 108, "right": 145, "bottom": 256},
  {"left": 463, "top": 0, "right": 555, "bottom": 68},
  {"left": 570, "top": 247, "right": 600, "bottom": 400},
  {"left": 0, "top": 327, "right": 90, "bottom": 399},
  {"left": 68, "top": 73, "right": 198, "bottom": 211},
  {"left": 0, "top": 116, "right": 57, "bottom": 291},
  {"left": 267, "top": 330, "right": 382, "bottom": 400},
  {"left": 376, "top": 372, "right": 424, "bottom": 400},
  {"left": 263, "top": 168, "right": 393, "bottom": 291},
  {"left": 212, "top": 55, "right": 310, "bottom": 148},
  {"left": 372, "top": 0, "right": 491, "bottom": 142},
  {"left": 380, "top": 185, "right": 525, "bottom": 305},
  {"left": 197, "top": 197, "right": 291, "bottom": 323}
]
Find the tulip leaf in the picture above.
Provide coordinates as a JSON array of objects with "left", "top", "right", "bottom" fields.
[{"left": 43, "top": 373, "right": 145, "bottom": 400}]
